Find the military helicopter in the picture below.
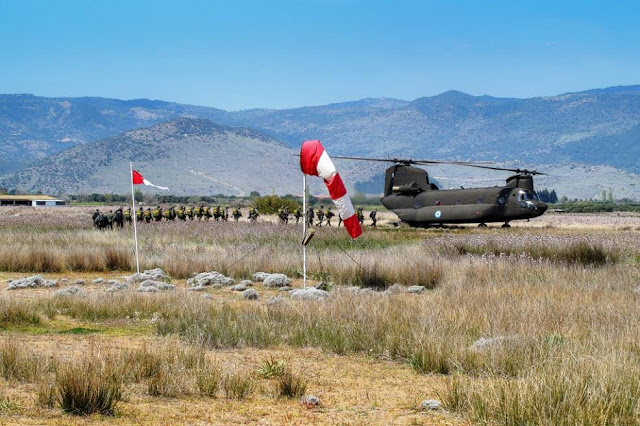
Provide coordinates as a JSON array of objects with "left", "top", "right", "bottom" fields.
[{"left": 332, "top": 156, "right": 548, "bottom": 228}]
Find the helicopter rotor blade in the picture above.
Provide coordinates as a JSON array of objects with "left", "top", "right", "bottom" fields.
[{"left": 305, "top": 154, "right": 545, "bottom": 175}]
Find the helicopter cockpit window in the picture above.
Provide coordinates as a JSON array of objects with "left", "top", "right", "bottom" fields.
[{"left": 518, "top": 190, "right": 539, "bottom": 201}]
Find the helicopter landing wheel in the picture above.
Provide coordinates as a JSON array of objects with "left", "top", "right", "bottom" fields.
[
  {"left": 502, "top": 222, "right": 511, "bottom": 228},
  {"left": 478, "top": 223, "right": 488, "bottom": 228}
]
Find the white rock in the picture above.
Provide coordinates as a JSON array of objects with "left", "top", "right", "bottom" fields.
[
  {"left": 7, "top": 275, "right": 59, "bottom": 290},
  {"left": 300, "top": 395, "right": 320, "bottom": 407},
  {"left": 421, "top": 399, "right": 441, "bottom": 410},
  {"left": 252, "top": 272, "right": 271, "bottom": 282},
  {"left": 263, "top": 274, "right": 291, "bottom": 287},
  {"left": 385, "top": 283, "right": 406, "bottom": 294},
  {"left": 231, "top": 283, "right": 247, "bottom": 291},
  {"left": 202, "top": 294, "right": 213, "bottom": 300},
  {"left": 239, "top": 280, "right": 254, "bottom": 287},
  {"left": 106, "top": 282, "right": 129, "bottom": 293},
  {"left": 279, "top": 286, "right": 293, "bottom": 292},
  {"left": 187, "top": 271, "right": 234, "bottom": 287},
  {"left": 290, "top": 288, "right": 329, "bottom": 301},
  {"left": 137, "top": 286, "right": 159, "bottom": 293},
  {"left": 242, "top": 289, "right": 259, "bottom": 300},
  {"left": 74, "top": 279, "right": 86, "bottom": 285},
  {"left": 137, "top": 280, "right": 175, "bottom": 292},
  {"left": 407, "top": 285, "right": 426, "bottom": 294},
  {"left": 267, "top": 296, "right": 285, "bottom": 305},
  {"left": 54, "top": 286, "right": 83, "bottom": 297},
  {"left": 127, "top": 268, "right": 170, "bottom": 283},
  {"left": 92, "top": 278, "right": 104, "bottom": 284}
]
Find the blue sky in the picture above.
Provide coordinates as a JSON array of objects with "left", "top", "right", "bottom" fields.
[{"left": 0, "top": 0, "right": 638, "bottom": 110}]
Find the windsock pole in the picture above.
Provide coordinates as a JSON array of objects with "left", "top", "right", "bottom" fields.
[
  {"left": 302, "top": 173, "right": 307, "bottom": 288},
  {"left": 130, "top": 162, "right": 140, "bottom": 274}
]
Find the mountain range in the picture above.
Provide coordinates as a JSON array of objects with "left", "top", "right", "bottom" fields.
[{"left": 1, "top": 86, "right": 639, "bottom": 199}]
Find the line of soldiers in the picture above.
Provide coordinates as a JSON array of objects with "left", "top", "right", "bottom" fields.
[
  {"left": 92, "top": 205, "right": 378, "bottom": 228},
  {"left": 303, "top": 205, "right": 377, "bottom": 227}
]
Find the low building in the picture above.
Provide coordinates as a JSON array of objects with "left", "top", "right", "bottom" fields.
[{"left": 0, "top": 195, "right": 66, "bottom": 207}]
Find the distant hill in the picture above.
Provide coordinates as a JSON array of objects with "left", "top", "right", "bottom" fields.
[
  {"left": 0, "top": 118, "right": 303, "bottom": 196},
  {"left": 1, "top": 86, "right": 639, "bottom": 199}
]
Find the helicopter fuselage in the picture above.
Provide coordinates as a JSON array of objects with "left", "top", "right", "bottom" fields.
[{"left": 380, "top": 165, "right": 548, "bottom": 226}]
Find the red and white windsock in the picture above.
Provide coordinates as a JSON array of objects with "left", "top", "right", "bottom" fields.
[
  {"left": 300, "top": 140, "right": 362, "bottom": 239},
  {"left": 132, "top": 170, "right": 169, "bottom": 191}
]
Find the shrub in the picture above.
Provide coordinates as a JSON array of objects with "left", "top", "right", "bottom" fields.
[
  {"left": 257, "top": 357, "right": 287, "bottom": 379},
  {"left": 253, "top": 195, "right": 299, "bottom": 214},
  {"left": 56, "top": 358, "right": 122, "bottom": 416},
  {"left": 276, "top": 369, "right": 307, "bottom": 398},
  {"left": 195, "top": 364, "right": 222, "bottom": 397},
  {"left": 222, "top": 370, "right": 254, "bottom": 399}
]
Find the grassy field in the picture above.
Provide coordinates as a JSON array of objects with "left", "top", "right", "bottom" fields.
[{"left": 1, "top": 206, "right": 639, "bottom": 424}]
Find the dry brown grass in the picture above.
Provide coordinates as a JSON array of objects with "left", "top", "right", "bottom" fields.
[{"left": 1, "top": 207, "right": 640, "bottom": 424}]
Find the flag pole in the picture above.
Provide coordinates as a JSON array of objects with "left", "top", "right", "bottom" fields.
[
  {"left": 302, "top": 173, "right": 307, "bottom": 288},
  {"left": 130, "top": 162, "right": 140, "bottom": 274}
]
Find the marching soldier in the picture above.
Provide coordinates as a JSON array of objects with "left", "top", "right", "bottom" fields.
[
  {"left": 307, "top": 206, "right": 315, "bottom": 227},
  {"left": 185, "top": 205, "right": 194, "bottom": 220},
  {"left": 92, "top": 209, "right": 100, "bottom": 228},
  {"left": 369, "top": 209, "right": 378, "bottom": 227},
  {"left": 136, "top": 207, "right": 144, "bottom": 222},
  {"left": 316, "top": 205, "right": 325, "bottom": 226},
  {"left": 357, "top": 207, "right": 365, "bottom": 225},
  {"left": 232, "top": 206, "right": 242, "bottom": 221},
  {"left": 214, "top": 205, "right": 222, "bottom": 221},
  {"left": 202, "top": 205, "right": 210, "bottom": 221},
  {"left": 124, "top": 207, "right": 132, "bottom": 223},
  {"left": 223, "top": 207, "right": 230, "bottom": 221},
  {"left": 325, "top": 207, "right": 335, "bottom": 226},
  {"left": 105, "top": 209, "right": 114, "bottom": 229},
  {"left": 337, "top": 214, "right": 342, "bottom": 227},
  {"left": 248, "top": 206, "right": 259, "bottom": 222},
  {"left": 195, "top": 205, "right": 203, "bottom": 220},
  {"left": 176, "top": 205, "right": 186, "bottom": 220},
  {"left": 152, "top": 206, "right": 162, "bottom": 222},
  {"left": 293, "top": 207, "right": 303, "bottom": 224},
  {"left": 144, "top": 208, "right": 152, "bottom": 223}
]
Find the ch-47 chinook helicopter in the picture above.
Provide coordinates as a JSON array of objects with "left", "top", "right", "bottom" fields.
[{"left": 332, "top": 156, "right": 549, "bottom": 228}]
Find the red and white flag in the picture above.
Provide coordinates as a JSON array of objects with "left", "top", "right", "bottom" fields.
[
  {"left": 132, "top": 170, "right": 169, "bottom": 191},
  {"left": 300, "top": 140, "right": 362, "bottom": 239}
]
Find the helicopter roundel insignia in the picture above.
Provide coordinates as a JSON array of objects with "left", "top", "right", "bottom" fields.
[{"left": 435, "top": 210, "right": 442, "bottom": 219}]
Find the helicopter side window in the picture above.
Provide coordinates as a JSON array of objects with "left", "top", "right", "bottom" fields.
[{"left": 518, "top": 191, "right": 526, "bottom": 201}]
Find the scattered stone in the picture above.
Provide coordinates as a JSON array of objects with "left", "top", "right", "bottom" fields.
[
  {"left": 137, "top": 280, "right": 175, "bottom": 292},
  {"left": 74, "top": 279, "right": 86, "bottom": 285},
  {"left": 106, "top": 282, "right": 129, "bottom": 293},
  {"left": 278, "top": 286, "right": 293, "bottom": 292},
  {"left": 407, "top": 285, "right": 426, "bottom": 294},
  {"left": 107, "top": 279, "right": 121, "bottom": 285},
  {"left": 252, "top": 272, "right": 271, "bottom": 282},
  {"left": 54, "top": 286, "right": 83, "bottom": 297},
  {"left": 127, "top": 268, "right": 170, "bottom": 283},
  {"left": 92, "top": 278, "right": 104, "bottom": 284},
  {"left": 239, "top": 280, "right": 254, "bottom": 287},
  {"left": 385, "top": 283, "right": 406, "bottom": 294},
  {"left": 421, "top": 399, "right": 442, "bottom": 411},
  {"left": 263, "top": 274, "right": 291, "bottom": 288},
  {"left": 300, "top": 395, "right": 321, "bottom": 408},
  {"left": 7, "top": 275, "right": 59, "bottom": 290},
  {"left": 470, "top": 335, "right": 522, "bottom": 351},
  {"left": 267, "top": 296, "right": 285, "bottom": 305},
  {"left": 187, "top": 286, "right": 205, "bottom": 291},
  {"left": 290, "top": 288, "right": 329, "bottom": 301},
  {"left": 202, "top": 294, "right": 213, "bottom": 300},
  {"left": 60, "top": 278, "right": 70, "bottom": 284},
  {"left": 242, "top": 289, "right": 259, "bottom": 300},
  {"left": 187, "top": 271, "right": 234, "bottom": 288},
  {"left": 137, "top": 286, "right": 159, "bottom": 293},
  {"left": 231, "top": 283, "right": 247, "bottom": 292}
]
